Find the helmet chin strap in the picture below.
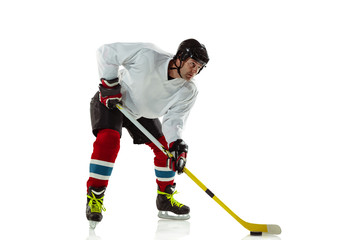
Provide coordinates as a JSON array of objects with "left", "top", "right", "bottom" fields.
[{"left": 170, "top": 59, "right": 183, "bottom": 79}]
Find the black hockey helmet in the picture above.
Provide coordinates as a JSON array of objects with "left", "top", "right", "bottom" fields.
[{"left": 173, "top": 38, "right": 209, "bottom": 74}]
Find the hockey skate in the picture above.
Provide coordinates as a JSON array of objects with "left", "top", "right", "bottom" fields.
[
  {"left": 156, "top": 184, "right": 190, "bottom": 220},
  {"left": 86, "top": 187, "right": 106, "bottom": 229}
]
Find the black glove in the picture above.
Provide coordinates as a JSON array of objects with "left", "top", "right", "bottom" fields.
[
  {"left": 168, "top": 139, "right": 188, "bottom": 174},
  {"left": 98, "top": 78, "right": 122, "bottom": 109}
]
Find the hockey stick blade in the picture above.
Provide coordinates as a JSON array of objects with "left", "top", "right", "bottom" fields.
[{"left": 183, "top": 168, "right": 281, "bottom": 235}]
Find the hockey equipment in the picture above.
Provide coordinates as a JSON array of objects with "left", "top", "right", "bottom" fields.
[
  {"left": 115, "top": 103, "right": 282, "bottom": 234},
  {"left": 168, "top": 139, "right": 188, "bottom": 174},
  {"left": 146, "top": 136, "right": 176, "bottom": 192},
  {"left": 250, "top": 232, "right": 263, "bottom": 236},
  {"left": 116, "top": 104, "right": 173, "bottom": 159},
  {"left": 86, "top": 186, "right": 106, "bottom": 229},
  {"left": 184, "top": 168, "right": 281, "bottom": 234},
  {"left": 157, "top": 184, "right": 190, "bottom": 220},
  {"left": 172, "top": 39, "right": 209, "bottom": 76},
  {"left": 87, "top": 129, "right": 120, "bottom": 189},
  {"left": 99, "top": 78, "right": 122, "bottom": 109}
]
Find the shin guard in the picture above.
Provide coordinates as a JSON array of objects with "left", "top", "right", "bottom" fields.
[
  {"left": 87, "top": 129, "right": 120, "bottom": 189},
  {"left": 146, "top": 136, "right": 175, "bottom": 192}
]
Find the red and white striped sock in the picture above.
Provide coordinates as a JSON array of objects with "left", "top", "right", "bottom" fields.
[
  {"left": 146, "top": 136, "right": 175, "bottom": 192},
  {"left": 87, "top": 129, "right": 120, "bottom": 190}
]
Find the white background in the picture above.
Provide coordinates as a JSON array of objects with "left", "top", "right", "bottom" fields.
[{"left": 1, "top": 0, "right": 359, "bottom": 239}]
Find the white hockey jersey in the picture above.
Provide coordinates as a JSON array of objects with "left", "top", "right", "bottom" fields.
[{"left": 96, "top": 42, "right": 198, "bottom": 143}]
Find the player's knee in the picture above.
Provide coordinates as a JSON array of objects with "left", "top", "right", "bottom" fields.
[
  {"left": 95, "top": 129, "right": 120, "bottom": 151},
  {"left": 147, "top": 136, "right": 168, "bottom": 166}
]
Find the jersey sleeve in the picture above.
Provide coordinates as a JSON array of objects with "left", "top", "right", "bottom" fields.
[
  {"left": 162, "top": 83, "right": 198, "bottom": 144},
  {"left": 96, "top": 42, "right": 153, "bottom": 80}
]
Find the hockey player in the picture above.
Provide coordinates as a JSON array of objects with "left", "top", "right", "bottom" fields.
[{"left": 86, "top": 39, "right": 209, "bottom": 228}]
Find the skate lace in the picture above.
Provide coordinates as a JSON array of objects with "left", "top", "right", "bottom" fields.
[
  {"left": 87, "top": 192, "right": 106, "bottom": 213},
  {"left": 158, "top": 190, "right": 184, "bottom": 208}
]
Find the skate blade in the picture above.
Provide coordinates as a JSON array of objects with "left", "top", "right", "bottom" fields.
[
  {"left": 89, "top": 221, "right": 98, "bottom": 229},
  {"left": 158, "top": 211, "right": 190, "bottom": 220}
]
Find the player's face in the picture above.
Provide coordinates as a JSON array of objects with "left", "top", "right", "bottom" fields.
[{"left": 180, "top": 58, "right": 203, "bottom": 81}]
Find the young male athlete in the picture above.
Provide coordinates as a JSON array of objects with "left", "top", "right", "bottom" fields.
[{"left": 86, "top": 39, "right": 209, "bottom": 228}]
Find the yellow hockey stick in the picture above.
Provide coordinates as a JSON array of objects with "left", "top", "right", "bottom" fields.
[
  {"left": 183, "top": 167, "right": 281, "bottom": 234},
  {"left": 116, "top": 104, "right": 281, "bottom": 235}
]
